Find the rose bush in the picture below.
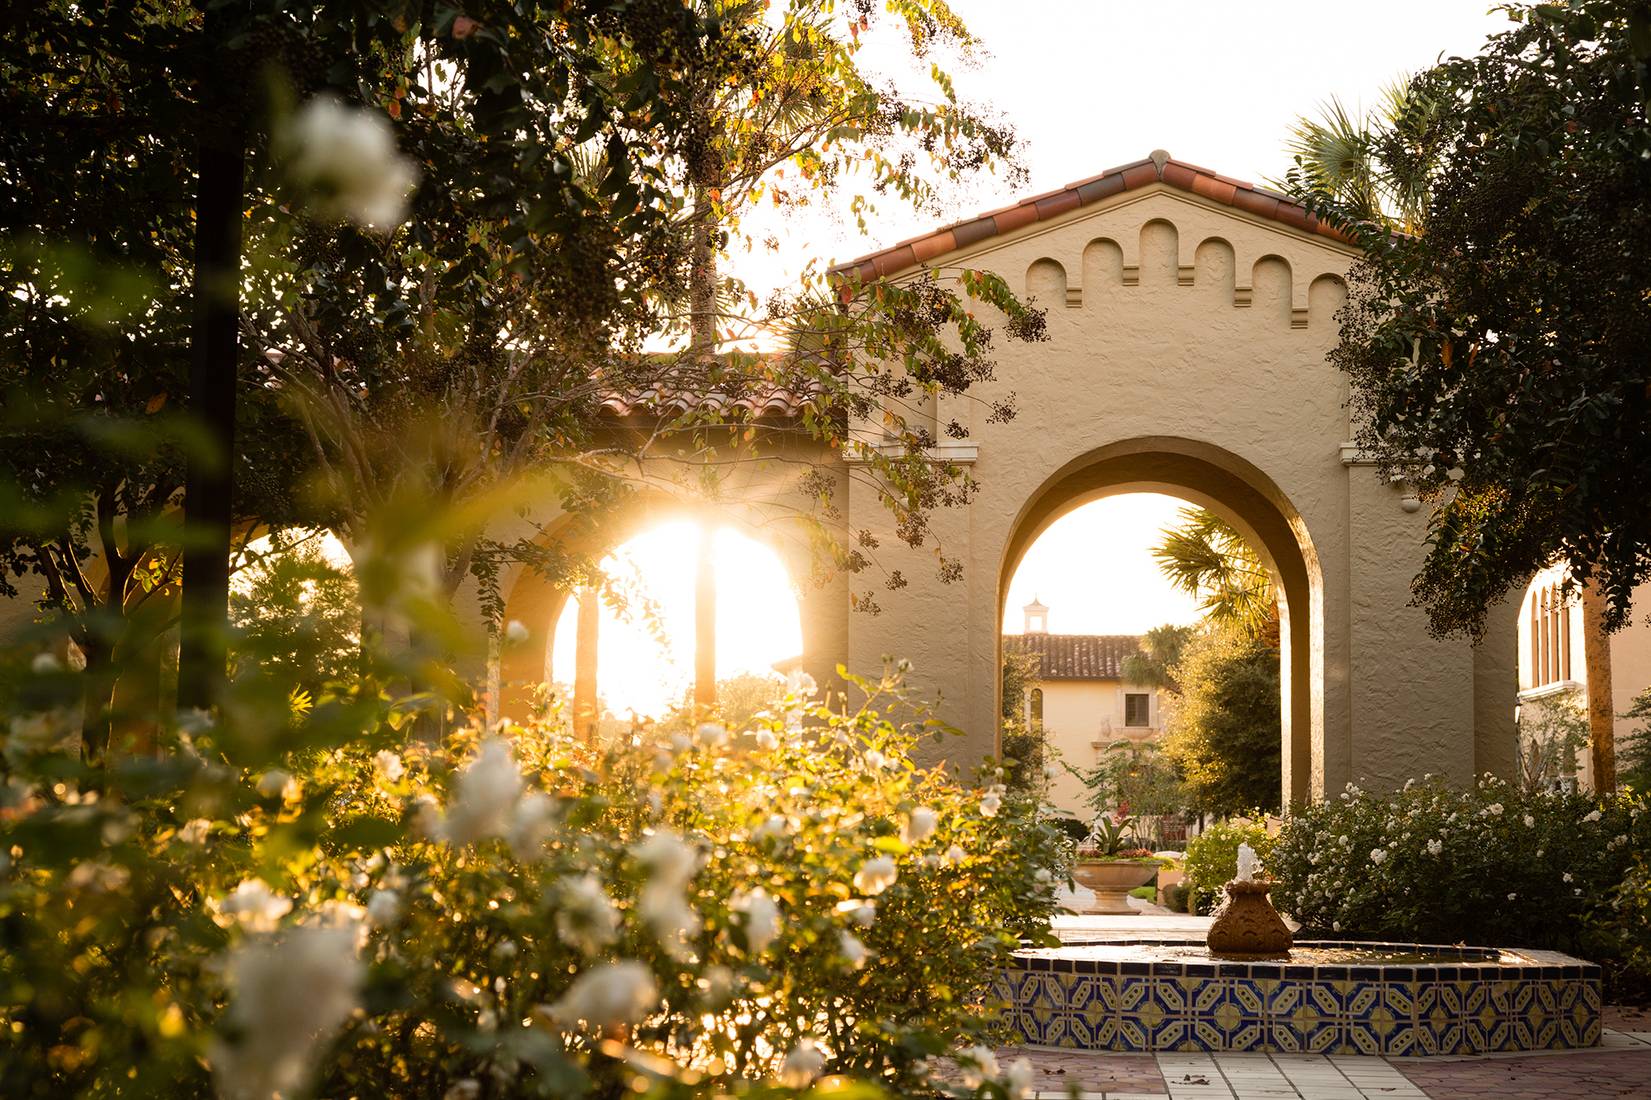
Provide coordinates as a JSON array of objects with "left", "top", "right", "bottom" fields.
[
  {"left": 1270, "top": 776, "right": 1647, "bottom": 964},
  {"left": 0, "top": 660, "right": 1060, "bottom": 1098}
]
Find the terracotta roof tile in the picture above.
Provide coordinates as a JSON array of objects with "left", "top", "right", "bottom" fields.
[
  {"left": 830, "top": 149, "right": 1351, "bottom": 281},
  {"left": 992, "top": 203, "right": 1039, "bottom": 234},
  {"left": 1003, "top": 633, "right": 1143, "bottom": 681}
]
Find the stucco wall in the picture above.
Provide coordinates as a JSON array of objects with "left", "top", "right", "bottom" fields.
[
  {"left": 841, "top": 182, "right": 1520, "bottom": 801},
  {"left": 1031, "top": 678, "right": 1163, "bottom": 817}
]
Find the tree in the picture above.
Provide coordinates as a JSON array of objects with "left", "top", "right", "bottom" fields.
[
  {"left": 998, "top": 647, "right": 1045, "bottom": 794},
  {"left": 1278, "top": 79, "right": 1448, "bottom": 236},
  {"left": 1153, "top": 508, "right": 1277, "bottom": 643},
  {"left": 228, "top": 532, "right": 361, "bottom": 698},
  {"left": 1160, "top": 628, "right": 1282, "bottom": 816},
  {"left": 1121, "top": 623, "right": 1193, "bottom": 691},
  {"left": 1292, "top": 1, "right": 1651, "bottom": 642},
  {"left": 1616, "top": 686, "right": 1651, "bottom": 793},
  {"left": 1074, "top": 737, "right": 1187, "bottom": 821}
]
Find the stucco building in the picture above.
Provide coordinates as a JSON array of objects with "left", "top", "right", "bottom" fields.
[{"left": 1003, "top": 600, "right": 1166, "bottom": 818}]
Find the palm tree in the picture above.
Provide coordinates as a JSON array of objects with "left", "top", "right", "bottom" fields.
[
  {"left": 1121, "top": 623, "right": 1193, "bottom": 693},
  {"left": 1277, "top": 79, "right": 1446, "bottom": 235},
  {"left": 1153, "top": 508, "right": 1277, "bottom": 644}
]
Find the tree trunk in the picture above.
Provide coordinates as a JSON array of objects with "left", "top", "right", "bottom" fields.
[
  {"left": 688, "top": 185, "right": 718, "bottom": 360},
  {"left": 177, "top": 85, "right": 246, "bottom": 712},
  {"left": 1581, "top": 582, "right": 1617, "bottom": 793}
]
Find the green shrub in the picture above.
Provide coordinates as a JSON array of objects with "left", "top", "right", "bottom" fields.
[
  {"left": 1593, "top": 855, "right": 1651, "bottom": 1000},
  {"left": 0, "top": 666, "right": 1059, "bottom": 1097},
  {"left": 1183, "top": 819, "right": 1274, "bottom": 913},
  {"left": 1270, "top": 776, "right": 1647, "bottom": 962},
  {"left": 1162, "top": 881, "right": 1192, "bottom": 914}
]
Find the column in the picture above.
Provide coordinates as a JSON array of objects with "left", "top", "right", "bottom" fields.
[
  {"left": 573, "top": 587, "right": 599, "bottom": 742},
  {"left": 694, "top": 523, "right": 716, "bottom": 711}
]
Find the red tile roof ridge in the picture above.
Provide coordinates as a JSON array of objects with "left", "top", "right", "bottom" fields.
[{"left": 829, "top": 151, "right": 1351, "bottom": 283}]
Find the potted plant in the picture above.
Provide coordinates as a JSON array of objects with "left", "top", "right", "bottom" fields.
[{"left": 1070, "top": 809, "right": 1162, "bottom": 915}]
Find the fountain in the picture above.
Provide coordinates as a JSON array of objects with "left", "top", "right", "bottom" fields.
[{"left": 999, "top": 842, "right": 1601, "bottom": 1055}]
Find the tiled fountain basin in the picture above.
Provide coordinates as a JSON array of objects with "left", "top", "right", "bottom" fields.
[{"left": 996, "top": 939, "right": 1601, "bottom": 1056}]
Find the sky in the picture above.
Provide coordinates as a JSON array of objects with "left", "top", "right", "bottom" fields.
[
  {"left": 557, "top": 3, "right": 1514, "bottom": 712},
  {"left": 1002, "top": 494, "right": 1205, "bottom": 636},
  {"left": 735, "top": 0, "right": 1512, "bottom": 298}
]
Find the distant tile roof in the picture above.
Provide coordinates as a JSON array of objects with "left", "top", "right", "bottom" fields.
[
  {"left": 830, "top": 149, "right": 1351, "bottom": 284},
  {"left": 1003, "top": 633, "right": 1142, "bottom": 681}
]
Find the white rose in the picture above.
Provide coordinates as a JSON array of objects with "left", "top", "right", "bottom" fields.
[
  {"left": 366, "top": 888, "right": 401, "bottom": 927},
  {"left": 779, "top": 1038, "right": 826, "bottom": 1087},
  {"left": 215, "top": 879, "right": 293, "bottom": 933},
  {"left": 211, "top": 924, "right": 363, "bottom": 1100},
  {"left": 373, "top": 750, "right": 405, "bottom": 783},
  {"left": 553, "top": 874, "right": 620, "bottom": 955},
  {"left": 504, "top": 619, "right": 530, "bottom": 644},
  {"left": 958, "top": 1045, "right": 1000, "bottom": 1089},
  {"left": 633, "top": 830, "right": 698, "bottom": 888},
  {"left": 30, "top": 652, "right": 60, "bottom": 674},
  {"left": 852, "top": 855, "right": 898, "bottom": 897},
  {"left": 905, "top": 806, "right": 938, "bottom": 844},
  {"left": 439, "top": 739, "right": 524, "bottom": 846},
  {"left": 177, "top": 818, "right": 211, "bottom": 845},
  {"left": 980, "top": 792, "right": 1002, "bottom": 818},
  {"left": 839, "top": 931, "right": 868, "bottom": 968},
  {"left": 279, "top": 95, "right": 419, "bottom": 230},
  {"left": 1370, "top": 848, "right": 1386, "bottom": 865},
  {"left": 548, "top": 961, "right": 657, "bottom": 1030},
  {"left": 754, "top": 728, "right": 779, "bottom": 751},
  {"left": 1004, "top": 1056, "right": 1035, "bottom": 1100},
  {"left": 256, "top": 770, "right": 298, "bottom": 801},
  {"left": 944, "top": 844, "right": 967, "bottom": 867},
  {"left": 731, "top": 886, "right": 781, "bottom": 956}
]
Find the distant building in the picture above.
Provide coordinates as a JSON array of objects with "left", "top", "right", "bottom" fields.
[
  {"left": 1003, "top": 598, "right": 1166, "bottom": 818},
  {"left": 1516, "top": 566, "right": 1651, "bottom": 788}
]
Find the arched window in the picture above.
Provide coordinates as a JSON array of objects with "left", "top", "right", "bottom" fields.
[{"left": 1029, "top": 687, "right": 1044, "bottom": 730}]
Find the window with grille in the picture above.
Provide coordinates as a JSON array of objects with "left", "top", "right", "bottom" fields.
[
  {"left": 1124, "top": 692, "right": 1150, "bottom": 727},
  {"left": 1029, "top": 688, "right": 1044, "bottom": 729}
]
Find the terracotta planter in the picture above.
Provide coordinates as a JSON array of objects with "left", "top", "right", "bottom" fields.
[{"left": 1070, "top": 858, "right": 1159, "bottom": 915}]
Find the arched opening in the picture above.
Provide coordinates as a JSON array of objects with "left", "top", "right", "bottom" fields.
[
  {"left": 547, "top": 520, "right": 802, "bottom": 731},
  {"left": 497, "top": 511, "right": 807, "bottom": 735},
  {"left": 998, "top": 437, "right": 1324, "bottom": 806}
]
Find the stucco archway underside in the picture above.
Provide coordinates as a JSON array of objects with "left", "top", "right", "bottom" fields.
[{"left": 999, "top": 437, "right": 1322, "bottom": 806}]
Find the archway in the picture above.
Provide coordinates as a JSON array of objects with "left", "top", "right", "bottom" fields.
[
  {"left": 999, "top": 436, "right": 1324, "bottom": 807},
  {"left": 496, "top": 499, "right": 842, "bottom": 728}
]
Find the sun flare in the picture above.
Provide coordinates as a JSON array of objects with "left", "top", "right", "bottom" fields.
[{"left": 550, "top": 521, "right": 803, "bottom": 720}]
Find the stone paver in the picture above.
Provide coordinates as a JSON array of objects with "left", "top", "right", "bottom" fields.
[{"left": 996, "top": 1037, "right": 1651, "bottom": 1099}]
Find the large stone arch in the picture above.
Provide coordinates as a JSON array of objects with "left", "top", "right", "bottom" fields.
[{"left": 997, "top": 437, "right": 1323, "bottom": 806}]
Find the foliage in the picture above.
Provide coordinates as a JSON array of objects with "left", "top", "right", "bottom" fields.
[
  {"left": 667, "top": 673, "right": 790, "bottom": 735},
  {"left": 1160, "top": 629, "right": 1281, "bottom": 816},
  {"left": 1153, "top": 509, "right": 1276, "bottom": 644},
  {"left": 228, "top": 533, "right": 361, "bottom": 695},
  {"left": 1278, "top": 79, "right": 1448, "bottom": 235},
  {"left": 1183, "top": 820, "right": 1275, "bottom": 914},
  {"left": 1592, "top": 854, "right": 1651, "bottom": 999},
  {"left": 1120, "top": 624, "right": 1193, "bottom": 692},
  {"left": 1071, "top": 738, "right": 1187, "bottom": 820},
  {"left": 1517, "top": 690, "right": 1590, "bottom": 793},
  {"left": 1270, "top": 776, "right": 1647, "bottom": 961},
  {"left": 0, "top": 649, "right": 1058, "bottom": 1097},
  {"left": 1618, "top": 685, "right": 1651, "bottom": 793},
  {"left": 1074, "top": 810, "right": 1153, "bottom": 861},
  {"left": 1290, "top": 0, "right": 1651, "bottom": 637},
  {"left": 997, "top": 648, "right": 1045, "bottom": 795}
]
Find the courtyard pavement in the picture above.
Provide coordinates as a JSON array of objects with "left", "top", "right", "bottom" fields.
[{"left": 993, "top": 906, "right": 1651, "bottom": 1099}]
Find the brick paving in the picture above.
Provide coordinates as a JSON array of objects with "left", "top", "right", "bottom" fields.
[
  {"left": 1393, "top": 1048, "right": 1651, "bottom": 1098},
  {"left": 996, "top": 1045, "right": 1167, "bottom": 1095}
]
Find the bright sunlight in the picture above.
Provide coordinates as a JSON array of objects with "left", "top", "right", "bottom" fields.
[{"left": 550, "top": 520, "right": 803, "bottom": 720}]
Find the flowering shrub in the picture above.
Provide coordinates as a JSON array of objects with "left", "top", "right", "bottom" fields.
[
  {"left": 1183, "top": 819, "right": 1274, "bottom": 913},
  {"left": 1593, "top": 855, "right": 1651, "bottom": 1000},
  {"left": 1270, "top": 776, "right": 1647, "bottom": 956},
  {"left": 0, "top": 665, "right": 1059, "bottom": 1098}
]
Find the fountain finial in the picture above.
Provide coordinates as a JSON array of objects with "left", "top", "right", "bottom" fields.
[{"left": 1205, "top": 842, "right": 1293, "bottom": 958}]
